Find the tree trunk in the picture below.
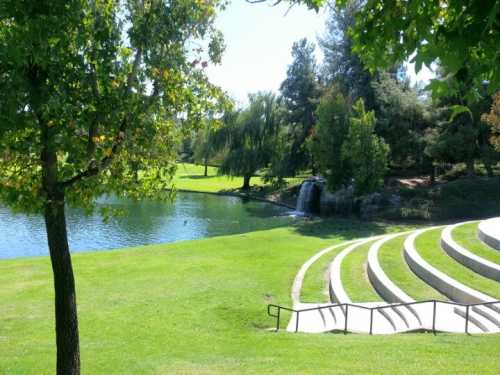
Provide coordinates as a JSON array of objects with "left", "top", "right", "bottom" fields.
[
  {"left": 430, "top": 166, "right": 436, "bottom": 185},
  {"left": 242, "top": 175, "right": 251, "bottom": 190},
  {"left": 45, "top": 191, "right": 80, "bottom": 375},
  {"left": 465, "top": 159, "right": 475, "bottom": 177},
  {"left": 42, "top": 140, "right": 80, "bottom": 375},
  {"left": 204, "top": 155, "right": 208, "bottom": 177},
  {"left": 483, "top": 157, "right": 494, "bottom": 177}
]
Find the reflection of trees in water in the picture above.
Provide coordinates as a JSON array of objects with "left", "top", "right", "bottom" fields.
[
  {"left": 89, "top": 197, "right": 175, "bottom": 245},
  {"left": 185, "top": 193, "right": 288, "bottom": 236},
  {"left": 1, "top": 193, "right": 290, "bottom": 258}
]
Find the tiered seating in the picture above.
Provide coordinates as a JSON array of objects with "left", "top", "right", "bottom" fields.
[
  {"left": 478, "top": 218, "right": 500, "bottom": 250},
  {"left": 287, "top": 217, "right": 500, "bottom": 334}
]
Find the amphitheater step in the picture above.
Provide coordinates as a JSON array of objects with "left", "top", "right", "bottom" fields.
[
  {"left": 406, "top": 227, "right": 500, "bottom": 302},
  {"left": 451, "top": 222, "right": 500, "bottom": 265},
  {"left": 441, "top": 222, "right": 500, "bottom": 282},
  {"left": 478, "top": 217, "right": 500, "bottom": 250},
  {"left": 284, "top": 221, "right": 500, "bottom": 334}
]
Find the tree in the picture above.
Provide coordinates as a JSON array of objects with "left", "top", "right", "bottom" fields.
[
  {"left": 0, "top": 1, "right": 226, "bottom": 374},
  {"left": 280, "top": 38, "right": 321, "bottom": 174},
  {"left": 192, "top": 118, "right": 223, "bottom": 177},
  {"left": 482, "top": 93, "right": 500, "bottom": 152},
  {"left": 319, "top": 0, "right": 375, "bottom": 106},
  {"left": 371, "top": 71, "right": 433, "bottom": 170},
  {"left": 342, "top": 99, "right": 389, "bottom": 195},
  {"left": 425, "top": 72, "right": 497, "bottom": 177},
  {"left": 219, "top": 92, "right": 280, "bottom": 189},
  {"left": 336, "top": 0, "right": 500, "bottom": 100},
  {"left": 311, "top": 86, "right": 352, "bottom": 190}
]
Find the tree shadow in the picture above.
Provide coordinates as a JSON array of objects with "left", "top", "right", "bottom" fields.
[
  {"left": 178, "top": 175, "right": 215, "bottom": 180},
  {"left": 289, "top": 216, "right": 412, "bottom": 241}
]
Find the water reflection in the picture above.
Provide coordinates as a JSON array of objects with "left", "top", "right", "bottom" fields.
[{"left": 0, "top": 192, "right": 291, "bottom": 259}]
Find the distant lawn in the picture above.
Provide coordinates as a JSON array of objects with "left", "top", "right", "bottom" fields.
[
  {"left": 415, "top": 228, "right": 500, "bottom": 299},
  {"left": 452, "top": 222, "right": 500, "bottom": 265},
  {"left": 4, "top": 219, "right": 500, "bottom": 374},
  {"left": 172, "top": 163, "right": 304, "bottom": 193},
  {"left": 378, "top": 234, "right": 445, "bottom": 301}
]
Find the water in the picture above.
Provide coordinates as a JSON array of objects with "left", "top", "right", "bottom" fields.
[
  {"left": 0, "top": 192, "right": 291, "bottom": 259},
  {"left": 295, "top": 180, "right": 315, "bottom": 214}
]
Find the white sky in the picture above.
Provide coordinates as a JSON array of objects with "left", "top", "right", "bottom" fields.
[{"left": 206, "top": 1, "right": 434, "bottom": 105}]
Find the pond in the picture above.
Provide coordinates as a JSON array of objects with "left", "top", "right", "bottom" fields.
[{"left": 0, "top": 192, "right": 293, "bottom": 259}]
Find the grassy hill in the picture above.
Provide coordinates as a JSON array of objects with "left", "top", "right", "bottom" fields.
[{"left": 2, "top": 218, "right": 500, "bottom": 374}]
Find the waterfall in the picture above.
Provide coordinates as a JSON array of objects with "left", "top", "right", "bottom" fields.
[{"left": 296, "top": 180, "right": 316, "bottom": 214}]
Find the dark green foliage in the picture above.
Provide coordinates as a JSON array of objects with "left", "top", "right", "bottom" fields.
[
  {"left": 371, "top": 71, "right": 433, "bottom": 169},
  {"left": 425, "top": 73, "right": 498, "bottom": 176},
  {"left": 280, "top": 38, "right": 321, "bottom": 174},
  {"left": 342, "top": 100, "right": 389, "bottom": 195},
  {"left": 311, "top": 87, "right": 352, "bottom": 190},
  {"left": 320, "top": 1, "right": 375, "bottom": 107},
  {"left": 336, "top": 0, "right": 500, "bottom": 100}
]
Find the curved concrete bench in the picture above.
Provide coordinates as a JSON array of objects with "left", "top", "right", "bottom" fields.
[
  {"left": 404, "top": 227, "right": 500, "bottom": 315},
  {"left": 405, "top": 226, "right": 500, "bottom": 331},
  {"left": 367, "top": 232, "right": 423, "bottom": 327},
  {"left": 478, "top": 217, "right": 500, "bottom": 250},
  {"left": 291, "top": 239, "right": 362, "bottom": 306},
  {"left": 441, "top": 222, "right": 500, "bottom": 282},
  {"left": 329, "top": 238, "right": 375, "bottom": 304},
  {"left": 367, "top": 232, "right": 415, "bottom": 304},
  {"left": 329, "top": 237, "right": 409, "bottom": 332}
]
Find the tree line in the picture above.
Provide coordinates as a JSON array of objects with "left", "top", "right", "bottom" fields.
[{"left": 186, "top": 2, "right": 499, "bottom": 193}]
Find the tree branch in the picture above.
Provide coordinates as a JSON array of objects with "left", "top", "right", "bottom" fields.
[
  {"left": 62, "top": 47, "right": 143, "bottom": 189},
  {"left": 87, "top": 63, "right": 101, "bottom": 157}
]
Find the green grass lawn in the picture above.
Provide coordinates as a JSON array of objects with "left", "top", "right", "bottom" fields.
[
  {"left": 2, "top": 220, "right": 500, "bottom": 374},
  {"left": 172, "top": 163, "right": 303, "bottom": 193},
  {"left": 452, "top": 222, "right": 500, "bottom": 265},
  {"left": 341, "top": 241, "right": 383, "bottom": 302},
  {"left": 378, "top": 234, "right": 445, "bottom": 301},
  {"left": 415, "top": 228, "right": 500, "bottom": 299},
  {"left": 299, "top": 243, "right": 350, "bottom": 303},
  {"left": 172, "top": 163, "right": 264, "bottom": 192}
]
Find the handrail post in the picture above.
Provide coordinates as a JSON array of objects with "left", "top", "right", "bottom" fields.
[
  {"left": 295, "top": 311, "right": 299, "bottom": 333},
  {"left": 344, "top": 305, "right": 349, "bottom": 335},
  {"left": 432, "top": 300, "right": 436, "bottom": 335},
  {"left": 465, "top": 305, "right": 470, "bottom": 334},
  {"left": 369, "top": 308, "right": 374, "bottom": 335},
  {"left": 276, "top": 307, "right": 281, "bottom": 332}
]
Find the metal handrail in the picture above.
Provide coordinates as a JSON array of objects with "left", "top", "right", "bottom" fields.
[{"left": 267, "top": 299, "right": 500, "bottom": 334}]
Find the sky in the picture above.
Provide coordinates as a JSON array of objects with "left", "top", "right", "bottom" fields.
[{"left": 206, "top": 1, "right": 434, "bottom": 106}]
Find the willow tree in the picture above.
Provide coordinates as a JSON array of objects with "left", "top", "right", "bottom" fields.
[
  {"left": 219, "top": 92, "right": 280, "bottom": 189},
  {"left": 0, "top": 1, "right": 226, "bottom": 374}
]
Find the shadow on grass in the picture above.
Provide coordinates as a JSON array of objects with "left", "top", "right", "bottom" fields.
[
  {"left": 290, "top": 217, "right": 405, "bottom": 241},
  {"left": 178, "top": 174, "right": 216, "bottom": 180}
]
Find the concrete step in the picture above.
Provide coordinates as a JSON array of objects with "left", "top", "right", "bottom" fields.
[
  {"left": 441, "top": 222, "right": 500, "bottom": 282},
  {"left": 478, "top": 217, "right": 500, "bottom": 250},
  {"left": 404, "top": 227, "right": 500, "bottom": 330}
]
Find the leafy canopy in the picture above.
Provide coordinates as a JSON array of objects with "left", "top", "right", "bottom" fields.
[
  {"left": 312, "top": 87, "right": 352, "bottom": 190},
  {"left": 342, "top": 99, "right": 389, "bottom": 195},
  {"left": 0, "top": 0, "right": 227, "bottom": 212},
  {"left": 336, "top": 0, "right": 500, "bottom": 99}
]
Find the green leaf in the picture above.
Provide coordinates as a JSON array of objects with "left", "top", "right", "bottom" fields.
[{"left": 449, "top": 105, "right": 472, "bottom": 122}]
